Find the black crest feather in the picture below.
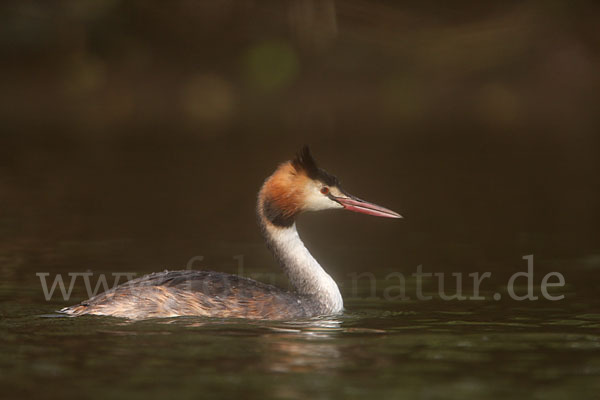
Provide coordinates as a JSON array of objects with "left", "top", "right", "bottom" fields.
[
  {"left": 292, "top": 146, "right": 319, "bottom": 177},
  {"left": 292, "top": 146, "right": 339, "bottom": 187}
]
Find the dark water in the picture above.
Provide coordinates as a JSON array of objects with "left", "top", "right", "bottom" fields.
[
  {"left": 2, "top": 290, "right": 600, "bottom": 399},
  {"left": 1, "top": 0, "right": 600, "bottom": 399},
  {"left": 1, "top": 235, "right": 599, "bottom": 399}
]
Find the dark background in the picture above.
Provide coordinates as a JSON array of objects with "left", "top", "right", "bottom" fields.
[{"left": 1, "top": 0, "right": 599, "bottom": 298}]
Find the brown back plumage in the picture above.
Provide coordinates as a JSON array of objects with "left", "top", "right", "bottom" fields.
[{"left": 60, "top": 270, "right": 319, "bottom": 320}]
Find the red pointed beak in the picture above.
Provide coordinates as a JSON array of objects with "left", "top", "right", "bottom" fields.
[{"left": 334, "top": 196, "right": 402, "bottom": 219}]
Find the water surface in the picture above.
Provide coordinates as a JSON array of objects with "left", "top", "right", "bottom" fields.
[{"left": 2, "top": 266, "right": 599, "bottom": 399}]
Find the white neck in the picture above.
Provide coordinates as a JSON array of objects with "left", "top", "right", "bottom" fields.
[{"left": 259, "top": 220, "right": 343, "bottom": 314}]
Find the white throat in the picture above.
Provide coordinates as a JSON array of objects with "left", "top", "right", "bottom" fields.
[{"left": 260, "top": 221, "right": 343, "bottom": 314}]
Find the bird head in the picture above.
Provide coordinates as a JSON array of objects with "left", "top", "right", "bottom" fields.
[{"left": 258, "top": 147, "right": 402, "bottom": 227}]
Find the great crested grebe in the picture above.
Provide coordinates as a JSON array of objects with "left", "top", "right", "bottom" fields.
[{"left": 60, "top": 147, "right": 401, "bottom": 320}]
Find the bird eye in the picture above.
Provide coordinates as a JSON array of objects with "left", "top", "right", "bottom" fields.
[{"left": 320, "top": 187, "right": 330, "bottom": 195}]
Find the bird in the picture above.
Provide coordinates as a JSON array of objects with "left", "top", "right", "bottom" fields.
[{"left": 59, "top": 147, "right": 401, "bottom": 320}]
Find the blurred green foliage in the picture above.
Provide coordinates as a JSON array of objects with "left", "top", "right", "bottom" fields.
[
  {"left": 244, "top": 40, "right": 299, "bottom": 92},
  {"left": 0, "top": 0, "right": 598, "bottom": 137}
]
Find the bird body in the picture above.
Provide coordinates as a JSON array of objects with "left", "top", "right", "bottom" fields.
[{"left": 60, "top": 147, "right": 400, "bottom": 320}]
